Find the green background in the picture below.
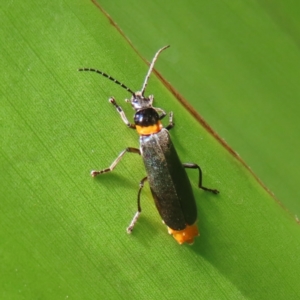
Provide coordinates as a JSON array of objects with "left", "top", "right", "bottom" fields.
[{"left": 1, "top": 0, "right": 300, "bottom": 299}]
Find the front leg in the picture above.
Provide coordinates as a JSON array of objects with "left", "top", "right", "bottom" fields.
[
  {"left": 109, "top": 97, "right": 136, "bottom": 129},
  {"left": 165, "top": 111, "right": 175, "bottom": 130},
  {"left": 155, "top": 107, "right": 167, "bottom": 120}
]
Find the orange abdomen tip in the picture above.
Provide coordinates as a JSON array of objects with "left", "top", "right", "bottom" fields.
[{"left": 168, "top": 224, "right": 200, "bottom": 245}]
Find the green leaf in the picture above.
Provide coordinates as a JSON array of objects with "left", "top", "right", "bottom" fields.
[{"left": 1, "top": 1, "right": 300, "bottom": 299}]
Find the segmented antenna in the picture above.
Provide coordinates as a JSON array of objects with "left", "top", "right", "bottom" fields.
[
  {"left": 141, "top": 45, "right": 170, "bottom": 95},
  {"left": 78, "top": 68, "right": 135, "bottom": 96}
]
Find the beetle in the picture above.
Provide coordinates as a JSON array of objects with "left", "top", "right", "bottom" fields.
[{"left": 79, "top": 45, "right": 219, "bottom": 244}]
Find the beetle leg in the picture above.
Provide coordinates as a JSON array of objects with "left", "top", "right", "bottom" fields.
[
  {"left": 91, "top": 147, "right": 140, "bottom": 177},
  {"left": 127, "top": 176, "right": 148, "bottom": 233},
  {"left": 109, "top": 97, "right": 136, "bottom": 129},
  {"left": 155, "top": 107, "right": 167, "bottom": 120},
  {"left": 183, "top": 163, "right": 219, "bottom": 194},
  {"left": 165, "top": 111, "right": 175, "bottom": 130}
]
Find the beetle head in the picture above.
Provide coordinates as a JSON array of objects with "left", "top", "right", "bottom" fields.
[{"left": 126, "top": 92, "right": 154, "bottom": 111}]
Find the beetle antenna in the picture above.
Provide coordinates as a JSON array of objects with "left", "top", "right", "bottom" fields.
[
  {"left": 141, "top": 45, "right": 170, "bottom": 96},
  {"left": 78, "top": 68, "right": 135, "bottom": 96}
]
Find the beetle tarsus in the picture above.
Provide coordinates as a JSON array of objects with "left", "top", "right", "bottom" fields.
[
  {"left": 127, "top": 211, "right": 141, "bottom": 233},
  {"left": 109, "top": 97, "right": 117, "bottom": 106},
  {"left": 91, "top": 170, "right": 98, "bottom": 177},
  {"left": 90, "top": 168, "right": 110, "bottom": 177},
  {"left": 201, "top": 187, "right": 219, "bottom": 194}
]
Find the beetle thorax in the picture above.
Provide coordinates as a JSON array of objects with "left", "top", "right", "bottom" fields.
[
  {"left": 134, "top": 108, "right": 159, "bottom": 127},
  {"left": 134, "top": 107, "right": 162, "bottom": 136}
]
